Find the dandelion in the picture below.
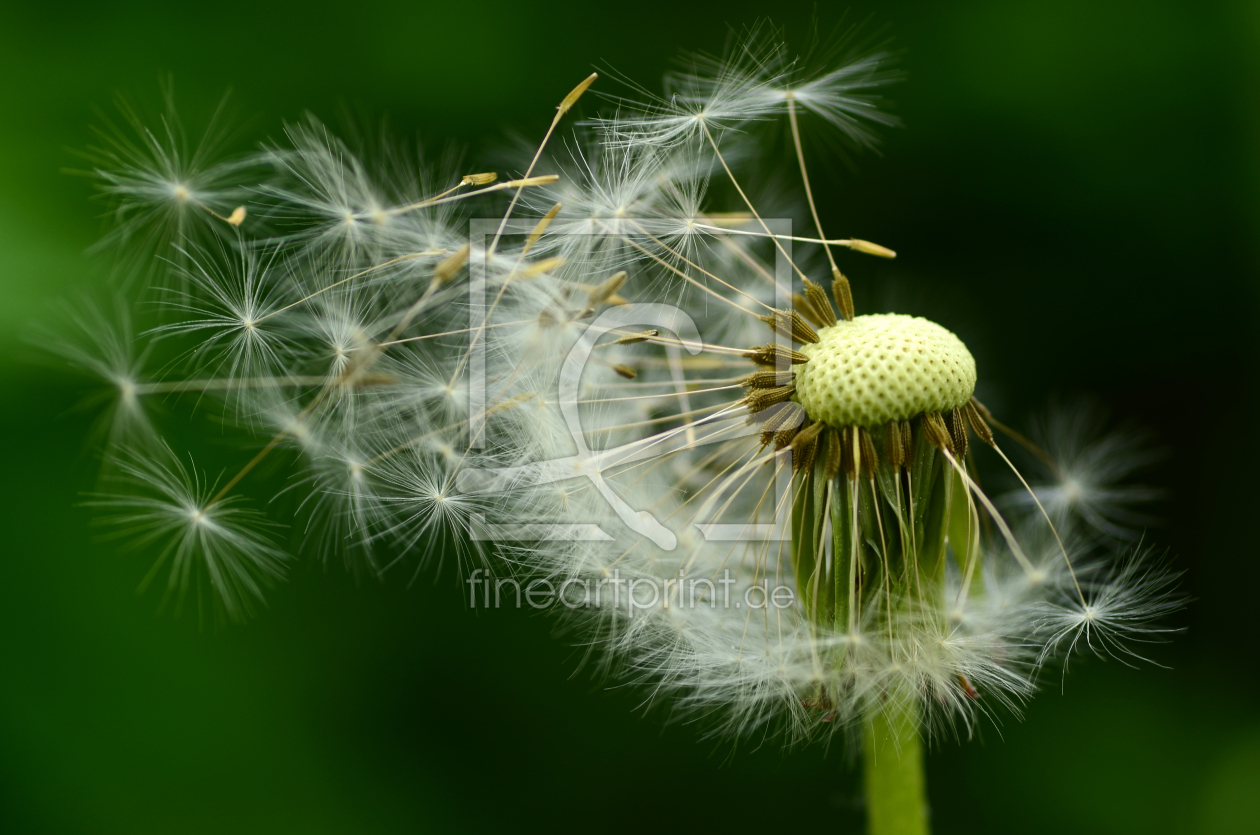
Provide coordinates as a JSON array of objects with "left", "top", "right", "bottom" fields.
[
  {"left": 75, "top": 81, "right": 254, "bottom": 286},
  {"left": 91, "top": 444, "right": 289, "bottom": 623},
  {"left": 51, "top": 300, "right": 155, "bottom": 448},
  {"left": 1003, "top": 401, "right": 1164, "bottom": 540},
  {"left": 68, "top": 24, "right": 1179, "bottom": 835}
]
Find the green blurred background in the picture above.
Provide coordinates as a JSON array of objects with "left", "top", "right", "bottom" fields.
[{"left": 1, "top": 1, "right": 1257, "bottom": 832}]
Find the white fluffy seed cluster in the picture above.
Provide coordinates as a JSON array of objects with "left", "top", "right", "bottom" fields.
[
  {"left": 70, "top": 29, "right": 1179, "bottom": 741},
  {"left": 792, "top": 314, "right": 977, "bottom": 427}
]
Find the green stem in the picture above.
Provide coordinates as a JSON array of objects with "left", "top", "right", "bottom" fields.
[{"left": 864, "top": 703, "right": 929, "bottom": 835}]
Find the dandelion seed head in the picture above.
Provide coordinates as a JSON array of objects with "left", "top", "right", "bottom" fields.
[{"left": 68, "top": 28, "right": 1180, "bottom": 744}]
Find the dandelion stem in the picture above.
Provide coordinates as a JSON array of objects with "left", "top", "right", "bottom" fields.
[
  {"left": 700, "top": 122, "right": 813, "bottom": 287},
  {"left": 383, "top": 175, "right": 558, "bottom": 217},
  {"left": 487, "top": 72, "right": 597, "bottom": 256},
  {"left": 785, "top": 96, "right": 841, "bottom": 276},
  {"left": 690, "top": 223, "right": 884, "bottom": 251},
  {"left": 864, "top": 702, "right": 930, "bottom": 835}
]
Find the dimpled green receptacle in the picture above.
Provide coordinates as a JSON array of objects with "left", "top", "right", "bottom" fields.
[{"left": 792, "top": 314, "right": 976, "bottom": 428}]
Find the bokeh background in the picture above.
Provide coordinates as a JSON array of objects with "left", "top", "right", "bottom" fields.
[{"left": 1, "top": 1, "right": 1257, "bottom": 832}]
